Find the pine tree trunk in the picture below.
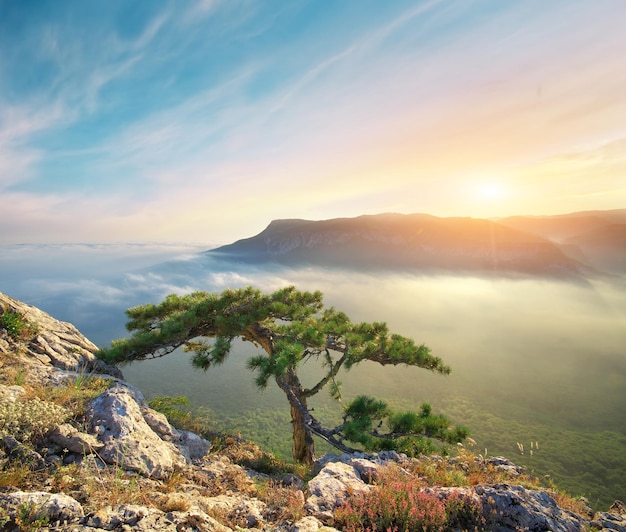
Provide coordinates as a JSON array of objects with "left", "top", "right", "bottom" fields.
[
  {"left": 276, "top": 370, "right": 316, "bottom": 464},
  {"left": 291, "top": 398, "right": 315, "bottom": 465}
]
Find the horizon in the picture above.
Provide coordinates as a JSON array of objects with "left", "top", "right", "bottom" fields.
[
  {"left": 1, "top": 206, "right": 624, "bottom": 247},
  {"left": 2, "top": 1, "right": 625, "bottom": 245}
]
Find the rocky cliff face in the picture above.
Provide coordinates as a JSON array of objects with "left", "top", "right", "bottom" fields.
[{"left": 1, "top": 292, "right": 625, "bottom": 531}]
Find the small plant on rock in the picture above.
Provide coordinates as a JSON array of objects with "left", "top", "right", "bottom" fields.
[{"left": 0, "top": 309, "right": 37, "bottom": 342}]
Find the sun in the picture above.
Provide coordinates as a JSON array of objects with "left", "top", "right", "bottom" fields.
[{"left": 475, "top": 182, "right": 507, "bottom": 201}]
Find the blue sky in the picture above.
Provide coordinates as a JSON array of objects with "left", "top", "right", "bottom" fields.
[{"left": 1, "top": 0, "right": 625, "bottom": 244}]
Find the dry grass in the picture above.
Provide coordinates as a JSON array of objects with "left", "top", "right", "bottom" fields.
[{"left": 256, "top": 480, "right": 305, "bottom": 523}]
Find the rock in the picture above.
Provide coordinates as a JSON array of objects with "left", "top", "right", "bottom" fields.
[
  {"left": 141, "top": 407, "right": 181, "bottom": 442},
  {"left": 85, "top": 383, "right": 186, "bottom": 479},
  {"left": 485, "top": 455, "right": 527, "bottom": 476},
  {"left": 591, "top": 501, "right": 626, "bottom": 532},
  {"left": 476, "top": 484, "right": 585, "bottom": 532},
  {"left": 81, "top": 504, "right": 232, "bottom": 531},
  {"left": 49, "top": 423, "right": 104, "bottom": 454},
  {"left": 291, "top": 515, "right": 341, "bottom": 531},
  {"left": 0, "top": 292, "right": 122, "bottom": 381},
  {"left": 202, "top": 494, "right": 267, "bottom": 529},
  {"left": 281, "top": 472, "right": 305, "bottom": 490},
  {"left": 176, "top": 429, "right": 212, "bottom": 462},
  {"left": 611, "top": 500, "right": 626, "bottom": 515},
  {"left": 0, "top": 490, "right": 84, "bottom": 525},
  {"left": 0, "top": 384, "right": 26, "bottom": 402},
  {"left": 3, "top": 434, "right": 46, "bottom": 470},
  {"left": 305, "top": 461, "right": 371, "bottom": 523},
  {"left": 349, "top": 457, "right": 381, "bottom": 482}
]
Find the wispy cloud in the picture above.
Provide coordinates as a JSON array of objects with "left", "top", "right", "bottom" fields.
[{"left": 2, "top": 1, "right": 625, "bottom": 244}]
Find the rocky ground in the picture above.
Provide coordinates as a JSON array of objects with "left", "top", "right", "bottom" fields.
[{"left": 1, "top": 291, "right": 625, "bottom": 531}]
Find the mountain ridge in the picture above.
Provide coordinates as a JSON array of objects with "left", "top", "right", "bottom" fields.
[{"left": 209, "top": 211, "right": 626, "bottom": 276}]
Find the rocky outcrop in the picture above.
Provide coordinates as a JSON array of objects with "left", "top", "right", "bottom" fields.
[
  {"left": 474, "top": 484, "right": 584, "bottom": 531},
  {"left": 0, "top": 292, "right": 122, "bottom": 381}
]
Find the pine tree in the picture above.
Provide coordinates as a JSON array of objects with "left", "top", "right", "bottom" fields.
[{"left": 98, "top": 286, "right": 467, "bottom": 464}]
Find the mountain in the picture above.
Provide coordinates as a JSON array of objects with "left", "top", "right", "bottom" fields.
[
  {"left": 210, "top": 213, "right": 586, "bottom": 276},
  {"left": 498, "top": 209, "right": 626, "bottom": 275}
]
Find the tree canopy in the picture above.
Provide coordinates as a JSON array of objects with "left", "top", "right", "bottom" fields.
[{"left": 98, "top": 286, "right": 467, "bottom": 463}]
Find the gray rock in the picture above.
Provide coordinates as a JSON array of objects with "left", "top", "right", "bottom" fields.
[
  {"left": 3, "top": 434, "right": 46, "bottom": 470},
  {"left": 591, "top": 501, "right": 626, "bottom": 532},
  {"left": 485, "top": 455, "right": 527, "bottom": 476},
  {"left": 85, "top": 383, "right": 186, "bottom": 479},
  {"left": 176, "top": 429, "right": 212, "bottom": 462},
  {"left": 305, "top": 461, "right": 371, "bottom": 523},
  {"left": 281, "top": 472, "right": 305, "bottom": 489},
  {"left": 49, "top": 423, "right": 104, "bottom": 454},
  {"left": 476, "top": 484, "right": 585, "bottom": 532},
  {"left": 141, "top": 407, "right": 181, "bottom": 442},
  {"left": 0, "top": 384, "right": 26, "bottom": 402},
  {"left": 0, "top": 292, "right": 123, "bottom": 381},
  {"left": 0, "top": 490, "right": 84, "bottom": 525}
]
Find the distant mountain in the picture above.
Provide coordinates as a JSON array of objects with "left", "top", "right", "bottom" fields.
[
  {"left": 498, "top": 210, "right": 626, "bottom": 275},
  {"left": 210, "top": 213, "right": 590, "bottom": 276}
]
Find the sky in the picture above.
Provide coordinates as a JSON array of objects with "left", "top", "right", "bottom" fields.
[{"left": 1, "top": 0, "right": 625, "bottom": 245}]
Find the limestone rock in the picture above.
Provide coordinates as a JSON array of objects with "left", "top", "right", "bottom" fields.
[
  {"left": 3, "top": 434, "right": 46, "bottom": 470},
  {"left": 291, "top": 515, "right": 341, "bottom": 532},
  {"left": 476, "top": 484, "right": 584, "bottom": 532},
  {"left": 86, "top": 383, "right": 186, "bottom": 479},
  {"left": 141, "top": 406, "right": 181, "bottom": 442},
  {"left": 591, "top": 500, "right": 626, "bottom": 532},
  {"left": 0, "top": 490, "right": 84, "bottom": 525},
  {"left": 202, "top": 494, "right": 267, "bottom": 528},
  {"left": 0, "top": 292, "right": 122, "bottom": 381},
  {"left": 81, "top": 504, "right": 232, "bottom": 531},
  {"left": 305, "top": 461, "right": 371, "bottom": 523},
  {"left": 177, "top": 429, "right": 212, "bottom": 462},
  {"left": 49, "top": 423, "right": 104, "bottom": 454},
  {"left": 0, "top": 384, "right": 25, "bottom": 402}
]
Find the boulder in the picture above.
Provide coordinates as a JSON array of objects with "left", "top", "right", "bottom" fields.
[
  {"left": 85, "top": 383, "right": 186, "bottom": 479},
  {"left": 476, "top": 484, "right": 584, "bottom": 532},
  {"left": 49, "top": 423, "right": 104, "bottom": 454},
  {"left": 305, "top": 461, "right": 371, "bottom": 523},
  {"left": 0, "top": 384, "right": 25, "bottom": 402},
  {"left": 3, "top": 434, "right": 46, "bottom": 470}
]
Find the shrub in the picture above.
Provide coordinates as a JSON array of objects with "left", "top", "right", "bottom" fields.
[
  {"left": 0, "top": 398, "right": 70, "bottom": 443},
  {"left": 335, "top": 465, "right": 447, "bottom": 532},
  {"left": 334, "top": 464, "right": 486, "bottom": 532}
]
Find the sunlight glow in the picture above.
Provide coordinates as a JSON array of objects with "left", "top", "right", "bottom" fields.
[{"left": 475, "top": 182, "right": 508, "bottom": 202}]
